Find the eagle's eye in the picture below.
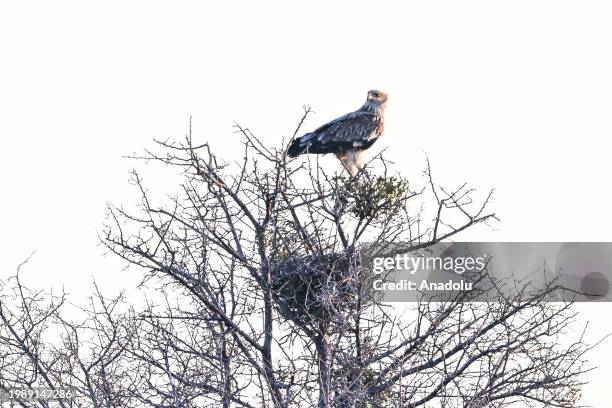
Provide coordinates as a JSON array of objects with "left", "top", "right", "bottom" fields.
[{"left": 371, "top": 92, "right": 379, "bottom": 97}]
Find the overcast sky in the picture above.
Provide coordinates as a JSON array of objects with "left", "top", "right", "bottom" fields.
[{"left": 1, "top": 1, "right": 611, "bottom": 404}]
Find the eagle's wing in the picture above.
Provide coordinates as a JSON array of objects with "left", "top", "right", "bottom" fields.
[
  {"left": 287, "top": 110, "right": 381, "bottom": 157},
  {"left": 312, "top": 111, "right": 378, "bottom": 145}
]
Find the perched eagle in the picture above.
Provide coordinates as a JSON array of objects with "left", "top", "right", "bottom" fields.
[{"left": 287, "top": 90, "right": 388, "bottom": 176}]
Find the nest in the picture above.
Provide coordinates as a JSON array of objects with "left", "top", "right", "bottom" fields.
[{"left": 271, "top": 253, "right": 361, "bottom": 326}]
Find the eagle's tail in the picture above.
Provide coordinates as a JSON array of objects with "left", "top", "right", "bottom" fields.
[{"left": 287, "top": 136, "right": 304, "bottom": 158}]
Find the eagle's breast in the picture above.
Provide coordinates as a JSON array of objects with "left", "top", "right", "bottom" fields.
[
  {"left": 375, "top": 114, "right": 385, "bottom": 137},
  {"left": 365, "top": 112, "right": 384, "bottom": 143}
]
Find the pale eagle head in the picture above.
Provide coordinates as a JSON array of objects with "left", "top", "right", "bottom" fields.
[{"left": 366, "top": 90, "right": 388, "bottom": 105}]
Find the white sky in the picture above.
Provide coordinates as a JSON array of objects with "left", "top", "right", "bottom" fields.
[{"left": 1, "top": 1, "right": 611, "bottom": 405}]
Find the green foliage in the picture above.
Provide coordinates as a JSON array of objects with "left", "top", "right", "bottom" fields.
[{"left": 335, "top": 174, "right": 410, "bottom": 220}]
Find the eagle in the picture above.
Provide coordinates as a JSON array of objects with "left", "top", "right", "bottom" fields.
[{"left": 287, "top": 90, "right": 388, "bottom": 176}]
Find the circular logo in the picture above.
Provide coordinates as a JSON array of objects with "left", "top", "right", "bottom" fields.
[{"left": 580, "top": 271, "right": 609, "bottom": 299}]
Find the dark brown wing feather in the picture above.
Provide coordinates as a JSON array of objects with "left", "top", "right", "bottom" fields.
[{"left": 287, "top": 111, "right": 383, "bottom": 157}]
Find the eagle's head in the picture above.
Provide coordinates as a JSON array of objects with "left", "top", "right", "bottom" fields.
[{"left": 367, "top": 90, "right": 388, "bottom": 105}]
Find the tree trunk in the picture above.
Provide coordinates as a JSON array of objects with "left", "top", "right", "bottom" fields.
[{"left": 315, "top": 334, "right": 332, "bottom": 408}]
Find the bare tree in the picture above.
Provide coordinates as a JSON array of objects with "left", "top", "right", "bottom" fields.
[{"left": 0, "top": 112, "right": 601, "bottom": 407}]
